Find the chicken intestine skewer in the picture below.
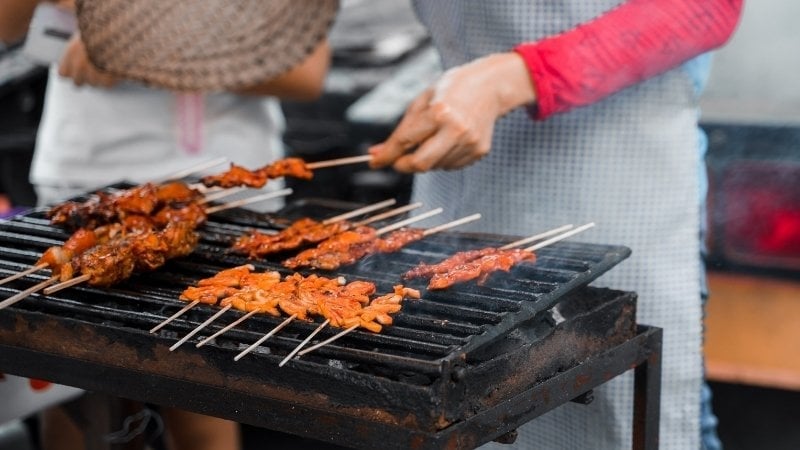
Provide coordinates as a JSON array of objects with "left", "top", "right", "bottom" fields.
[{"left": 200, "top": 155, "right": 373, "bottom": 189}]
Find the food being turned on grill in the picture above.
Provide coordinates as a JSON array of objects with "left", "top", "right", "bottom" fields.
[{"left": 200, "top": 157, "right": 313, "bottom": 188}]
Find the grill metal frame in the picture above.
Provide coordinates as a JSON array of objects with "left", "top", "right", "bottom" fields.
[{"left": 0, "top": 195, "right": 661, "bottom": 449}]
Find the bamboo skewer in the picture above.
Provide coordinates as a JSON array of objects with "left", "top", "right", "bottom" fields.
[
  {"left": 234, "top": 314, "right": 297, "bottom": 361},
  {"left": 374, "top": 208, "right": 444, "bottom": 235},
  {"left": 150, "top": 300, "right": 200, "bottom": 334},
  {"left": 156, "top": 157, "right": 228, "bottom": 183},
  {"left": 499, "top": 224, "right": 574, "bottom": 250},
  {"left": 43, "top": 274, "right": 90, "bottom": 296},
  {"left": 352, "top": 202, "right": 423, "bottom": 226},
  {"left": 305, "top": 155, "right": 372, "bottom": 170},
  {"left": 196, "top": 310, "right": 259, "bottom": 348},
  {"left": 0, "top": 263, "right": 49, "bottom": 287},
  {"left": 205, "top": 188, "right": 293, "bottom": 214},
  {"left": 296, "top": 324, "right": 360, "bottom": 357},
  {"left": 321, "top": 199, "right": 396, "bottom": 224},
  {"left": 0, "top": 277, "right": 59, "bottom": 310},
  {"left": 169, "top": 305, "right": 233, "bottom": 351},
  {"left": 421, "top": 213, "right": 482, "bottom": 236},
  {"left": 279, "top": 319, "right": 331, "bottom": 367},
  {"left": 526, "top": 222, "right": 595, "bottom": 252},
  {"left": 201, "top": 187, "right": 247, "bottom": 203}
]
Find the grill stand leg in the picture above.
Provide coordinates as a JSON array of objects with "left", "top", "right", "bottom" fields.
[{"left": 632, "top": 328, "right": 662, "bottom": 450}]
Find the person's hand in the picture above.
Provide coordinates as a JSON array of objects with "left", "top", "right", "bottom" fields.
[
  {"left": 58, "top": 34, "right": 118, "bottom": 88},
  {"left": 368, "top": 52, "right": 536, "bottom": 173}
]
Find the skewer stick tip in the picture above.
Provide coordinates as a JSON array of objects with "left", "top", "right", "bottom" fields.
[
  {"left": 297, "top": 323, "right": 360, "bottom": 357},
  {"left": 234, "top": 314, "right": 297, "bottom": 362},
  {"left": 150, "top": 300, "right": 200, "bottom": 334},
  {"left": 0, "top": 276, "right": 58, "bottom": 310},
  {"left": 169, "top": 304, "right": 232, "bottom": 352},
  {"left": 0, "top": 263, "right": 49, "bottom": 287},
  {"left": 42, "top": 274, "right": 90, "bottom": 296},
  {"left": 525, "top": 222, "right": 596, "bottom": 252},
  {"left": 305, "top": 154, "right": 372, "bottom": 170},
  {"left": 278, "top": 319, "right": 330, "bottom": 367}
]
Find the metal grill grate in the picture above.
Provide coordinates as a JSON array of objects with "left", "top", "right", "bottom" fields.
[{"left": 0, "top": 197, "right": 630, "bottom": 378}]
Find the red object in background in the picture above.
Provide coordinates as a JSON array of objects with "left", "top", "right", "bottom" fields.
[
  {"left": 714, "top": 161, "right": 800, "bottom": 270},
  {"left": 28, "top": 378, "right": 53, "bottom": 391}
]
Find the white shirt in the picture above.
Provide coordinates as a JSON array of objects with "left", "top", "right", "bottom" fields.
[{"left": 31, "top": 67, "right": 286, "bottom": 205}]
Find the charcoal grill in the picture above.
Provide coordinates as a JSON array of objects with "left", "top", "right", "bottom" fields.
[{"left": 0, "top": 193, "right": 661, "bottom": 449}]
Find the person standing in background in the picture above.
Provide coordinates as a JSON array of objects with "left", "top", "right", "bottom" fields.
[
  {"left": 1, "top": 0, "right": 335, "bottom": 207},
  {"left": 370, "top": 1, "right": 743, "bottom": 449},
  {"left": 0, "top": 1, "right": 339, "bottom": 449}
]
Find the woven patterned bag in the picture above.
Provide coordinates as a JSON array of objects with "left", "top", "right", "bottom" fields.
[{"left": 75, "top": 0, "right": 339, "bottom": 91}]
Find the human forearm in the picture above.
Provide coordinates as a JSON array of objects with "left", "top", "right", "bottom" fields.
[
  {"left": 0, "top": 0, "right": 41, "bottom": 44},
  {"left": 236, "top": 40, "right": 331, "bottom": 101},
  {"left": 515, "top": 0, "right": 744, "bottom": 119}
]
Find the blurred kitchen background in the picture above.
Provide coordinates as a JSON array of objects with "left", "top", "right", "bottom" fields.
[{"left": 1, "top": 0, "right": 798, "bottom": 449}]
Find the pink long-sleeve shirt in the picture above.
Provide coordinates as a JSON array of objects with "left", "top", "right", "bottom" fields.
[{"left": 514, "top": 0, "right": 744, "bottom": 119}]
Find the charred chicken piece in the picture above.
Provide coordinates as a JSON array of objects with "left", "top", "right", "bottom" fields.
[{"left": 72, "top": 243, "right": 137, "bottom": 287}]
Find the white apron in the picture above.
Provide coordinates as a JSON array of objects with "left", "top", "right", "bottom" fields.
[
  {"left": 412, "top": 2, "right": 703, "bottom": 449},
  {"left": 31, "top": 67, "right": 286, "bottom": 208}
]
